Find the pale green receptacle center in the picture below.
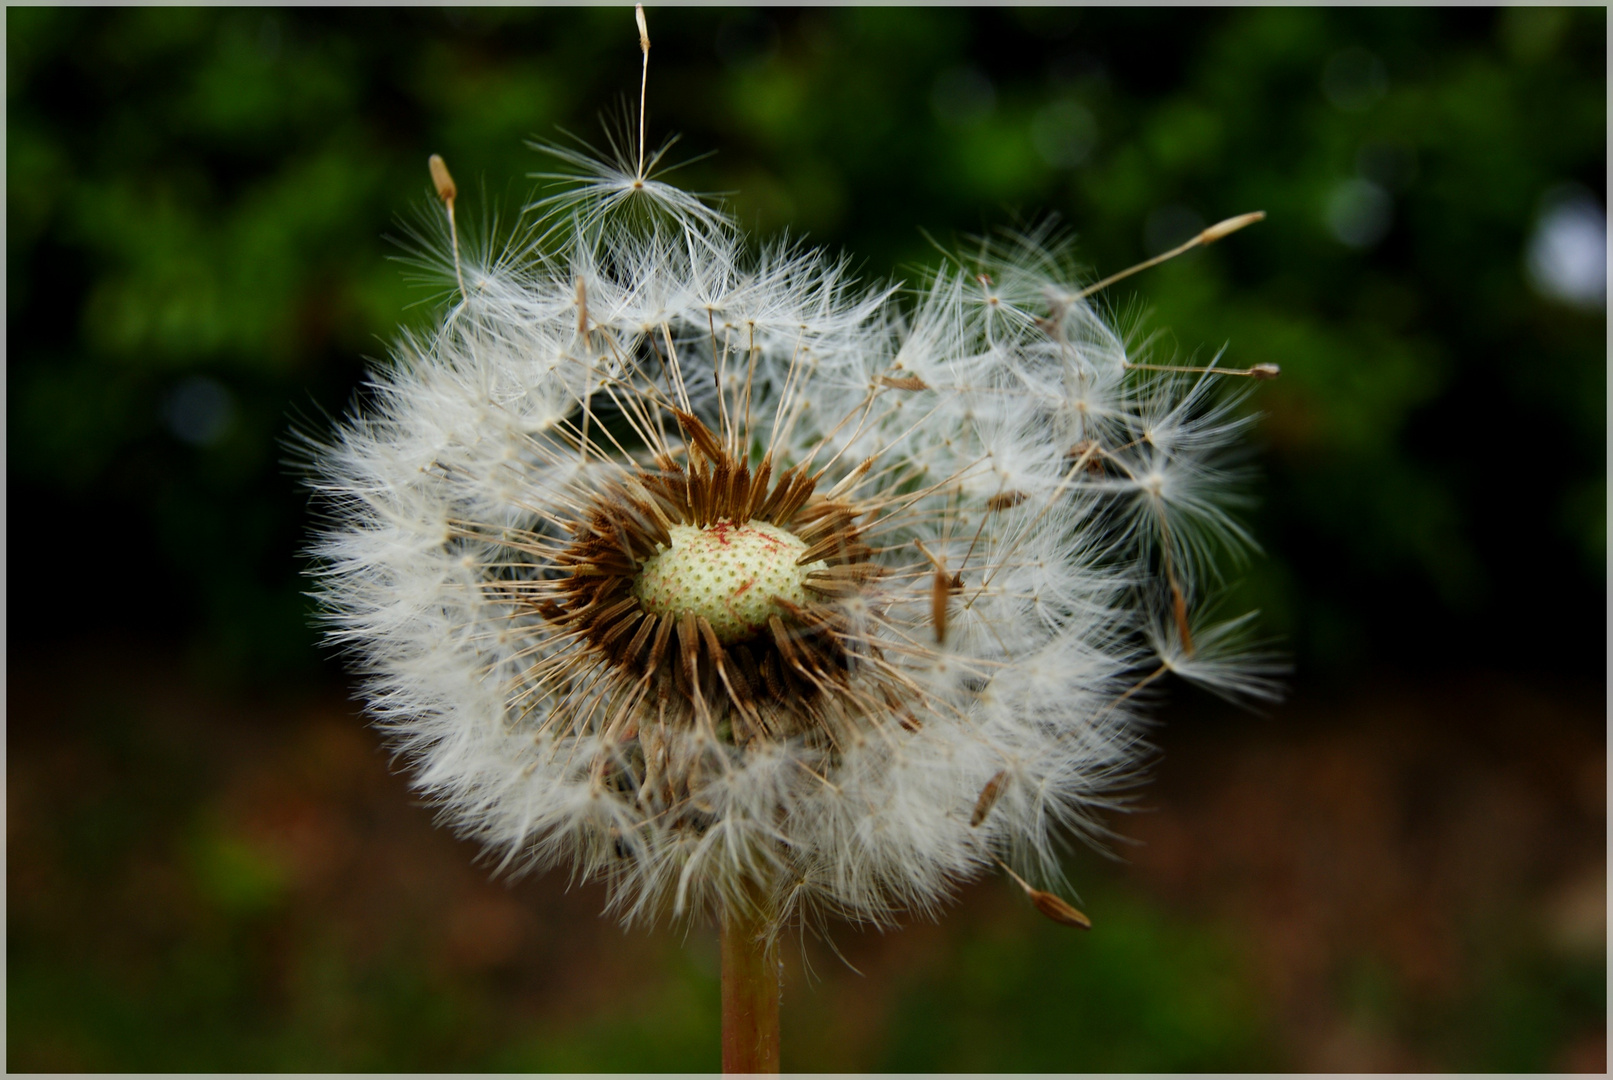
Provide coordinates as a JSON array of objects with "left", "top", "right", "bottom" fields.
[{"left": 633, "top": 519, "right": 823, "bottom": 643}]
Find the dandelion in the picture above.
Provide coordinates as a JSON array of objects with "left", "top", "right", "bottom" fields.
[{"left": 304, "top": 9, "right": 1277, "bottom": 1070}]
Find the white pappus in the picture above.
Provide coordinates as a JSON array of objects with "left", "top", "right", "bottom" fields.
[{"left": 302, "top": 130, "right": 1279, "bottom": 936}]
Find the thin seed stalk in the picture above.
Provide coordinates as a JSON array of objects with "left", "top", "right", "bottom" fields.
[{"left": 720, "top": 895, "right": 781, "bottom": 1073}]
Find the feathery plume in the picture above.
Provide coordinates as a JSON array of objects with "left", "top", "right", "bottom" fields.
[{"left": 303, "top": 8, "right": 1277, "bottom": 1067}]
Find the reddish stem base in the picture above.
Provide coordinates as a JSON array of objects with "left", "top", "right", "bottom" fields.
[{"left": 720, "top": 904, "right": 781, "bottom": 1073}]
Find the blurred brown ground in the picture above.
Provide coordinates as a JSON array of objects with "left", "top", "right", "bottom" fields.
[
  {"left": 8, "top": 644, "right": 1605, "bottom": 1071},
  {"left": 1124, "top": 677, "right": 1606, "bottom": 1071}
]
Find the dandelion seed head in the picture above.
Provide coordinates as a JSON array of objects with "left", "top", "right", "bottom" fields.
[{"left": 304, "top": 110, "right": 1276, "bottom": 930}]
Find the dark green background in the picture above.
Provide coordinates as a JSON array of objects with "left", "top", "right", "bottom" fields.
[{"left": 8, "top": 6, "right": 1606, "bottom": 1072}]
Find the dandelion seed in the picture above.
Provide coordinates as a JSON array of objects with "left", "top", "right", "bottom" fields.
[
  {"left": 428, "top": 153, "right": 466, "bottom": 298},
  {"left": 971, "top": 770, "right": 1009, "bottom": 827},
  {"left": 1029, "top": 888, "right": 1093, "bottom": 930},
  {"left": 994, "top": 853, "right": 1091, "bottom": 929}
]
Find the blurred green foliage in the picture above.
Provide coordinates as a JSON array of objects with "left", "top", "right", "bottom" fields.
[
  {"left": 8, "top": 6, "right": 1604, "bottom": 683},
  {"left": 493, "top": 878, "right": 1275, "bottom": 1072},
  {"left": 6, "top": 7, "right": 1606, "bottom": 1071},
  {"left": 869, "top": 882, "right": 1273, "bottom": 1072}
]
